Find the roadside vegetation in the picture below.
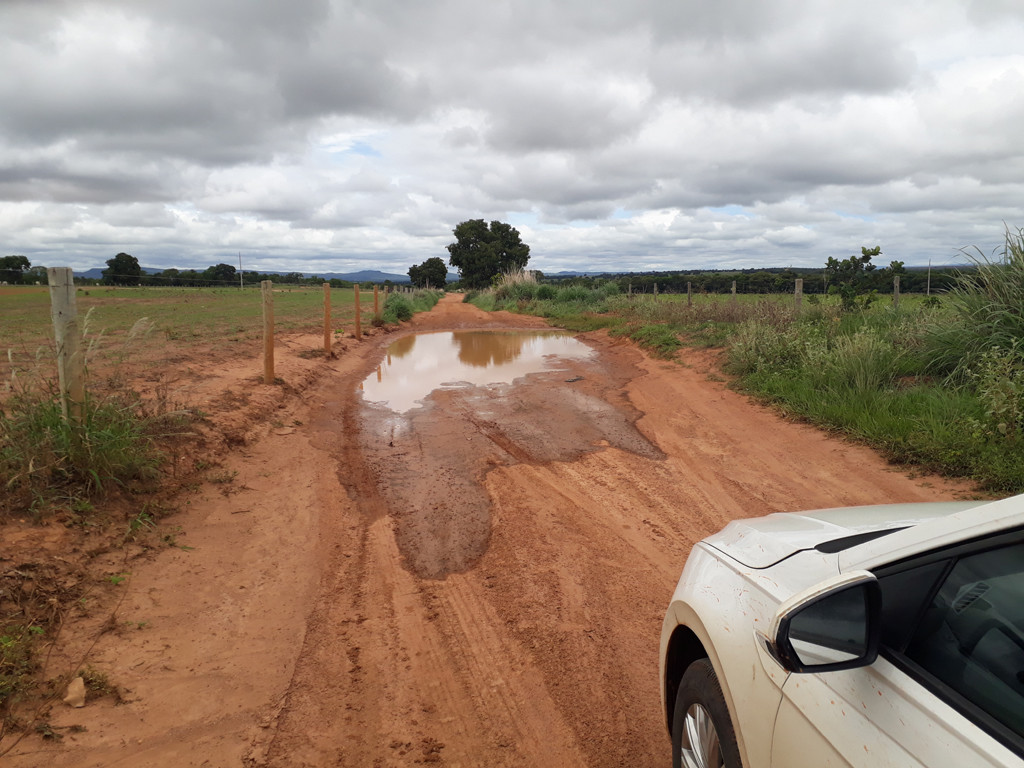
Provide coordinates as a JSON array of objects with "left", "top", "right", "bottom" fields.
[
  {"left": 468, "top": 230, "right": 1024, "bottom": 493},
  {"left": 378, "top": 289, "right": 443, "bottom": 325}
]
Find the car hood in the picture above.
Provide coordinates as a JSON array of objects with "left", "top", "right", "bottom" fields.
[{"left": 706, "top": 501, "right": 984, "bottom": 569}]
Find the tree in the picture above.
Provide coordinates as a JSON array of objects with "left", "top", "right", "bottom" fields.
[
  {"left": 203, "top": 263, "right": 237, "bottom": 285},
  {"left": 0, "top": 255, "right": 30, "bottom": 284},
  {"left": 446, "top": 219, "right": 530, "bottom": 289},
  {"left": 103, "top": 252, "right": 142, "bottom": 286},
  {"left": 408, "top": 256, "right": 448, "bottom": 288},
  {"left": 825, "top": 246, "right": 880, "bottom": 310}
]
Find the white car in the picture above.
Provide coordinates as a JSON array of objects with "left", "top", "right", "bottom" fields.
[{"left": 660, "top": 494, "right": 1024, "bottom": 768}]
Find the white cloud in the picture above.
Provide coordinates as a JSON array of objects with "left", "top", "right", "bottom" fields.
[{"left": 0, "top": 0, "right": 1022, "bottom": 274}]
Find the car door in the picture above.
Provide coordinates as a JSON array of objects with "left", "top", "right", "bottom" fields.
[{"left": 770, "top": 536, "right": 1024, "bottom": 767}]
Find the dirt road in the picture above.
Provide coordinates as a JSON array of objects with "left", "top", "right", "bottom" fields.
[{"left": 5, "top": 295, "right": 973, "bottom": 767}]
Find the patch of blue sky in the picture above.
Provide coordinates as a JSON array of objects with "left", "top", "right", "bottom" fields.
[
  {"left": 506, "top": 211, "right": 541, "bottom": 229},
  {"left": 347, "top": 141, "right": 382, "bottom": 157},
  {"left": 316, "top": 131, "right": 385, "bottom": 163},
  {"left": 706, "top": 204, "right": 754, "bottom": 218}
]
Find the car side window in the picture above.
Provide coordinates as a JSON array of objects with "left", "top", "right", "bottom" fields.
[{"left": 902, "top": 542, "right": 1024, "bottom": 740}]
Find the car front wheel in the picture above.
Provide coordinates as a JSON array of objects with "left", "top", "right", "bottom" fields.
[{"left": 671, "top": 658, "right": 742, "bottom": 768}]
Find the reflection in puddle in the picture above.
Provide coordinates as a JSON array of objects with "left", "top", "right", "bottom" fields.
[{"left": 361, "top": 330, "right": 593, "bottom": 413}]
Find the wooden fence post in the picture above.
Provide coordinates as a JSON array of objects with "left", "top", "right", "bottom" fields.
[
  {"left": 731, "top": 280, "right": 737, "bottom": 305},
  {"left": 374, "top": 285, "right": 380, "bottom": 322},
  {"left": 46, "top": 267, "right": 85, "bottom": 426},
  {"left": 795, "top": 278, "right": 803, "bottom": 312},
  {"left": 653, "top": 283, "right": 659, "bottom": 299},
  {"left": 262, "top": 281, "right": 274, "bottom": 384},
  {"left": 893, "top": 275, "right": 900, "bottom": 309},
  {"left": 687, "top": 281, "right": 692, "bottom": 307},
  {"left": 354, "top": 283, "right": 362, "bottom": 341},
  {"left": 323, "top": 282, "right": 331, "bottom": 354}
]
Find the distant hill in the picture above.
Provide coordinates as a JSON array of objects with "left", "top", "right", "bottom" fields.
[{"left": 315, "top": 270, "right": 411, "bottom": 283}]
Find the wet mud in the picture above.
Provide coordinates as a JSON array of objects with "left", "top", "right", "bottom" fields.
[{"left": 323, "top": 328, "right": 664, "bottom": 579}]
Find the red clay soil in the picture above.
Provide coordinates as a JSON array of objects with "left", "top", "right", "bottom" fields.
[{"left": 2, "top": 294, "right": 976, "bottom": 768}]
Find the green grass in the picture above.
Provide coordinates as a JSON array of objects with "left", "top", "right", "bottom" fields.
[
  {"left": 0, "top": 378, "right": 180, "bottom": 519},
  {"left": 1, "top": 623, "right": 42, "bottom": 711},
  {"left": 1, "top": 284, "right": 375, "bottom": 377},
  {"left": 380, "top": 289, "right": 443, "bottom": 325}
]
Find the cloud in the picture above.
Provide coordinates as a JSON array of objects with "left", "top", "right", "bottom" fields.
[{"left": 0, "top": 0, "right": 1022, "bottom": 275}]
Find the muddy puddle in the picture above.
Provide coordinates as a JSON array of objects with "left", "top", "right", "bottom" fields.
[
  {"left": 338, "top": 328, "right": 665, "bottom": 579},
  {"left": 360, "top": 330, "right": 593, "bottom": 413}
]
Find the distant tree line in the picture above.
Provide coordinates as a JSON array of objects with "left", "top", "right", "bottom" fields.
[
  {"left": 99, "top": 254, "right": 364, "bottom": 288},
  {"left": 0, "top": 252, "right": 374, "bottom": 288},
  {"left": 550, "top": 262, "right": 959, "bottom": 295},
  {"left": 2, "top": 247, "right": 965, "bottom": 295}
]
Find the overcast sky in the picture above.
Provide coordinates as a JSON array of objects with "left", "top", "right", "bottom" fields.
[{"left": 2, "top": 0, "right": 1022, "bottom": 276}]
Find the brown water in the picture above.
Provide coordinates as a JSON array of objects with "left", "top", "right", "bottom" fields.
[{"left": 360, "top": 330, "right": 593, "bottom": 413}]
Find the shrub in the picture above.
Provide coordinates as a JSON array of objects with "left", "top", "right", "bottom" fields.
[
  {"left": 383, "top": 294, "right": 413, "bottom": 323},
  {"left": 966, "top": 343, "right": 1024, "bottom": 443},
  {"left": 556, "top": 285, "right": 594, "bottom": 303}
]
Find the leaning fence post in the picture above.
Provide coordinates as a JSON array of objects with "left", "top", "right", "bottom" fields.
[
  {"left": 795, "top": 278, "right": 803, "bottom": 312},
  {"left": 47, "top": 267, "right": 86, "bottom": 426},
  {"left": 262, "top": 281, "right": 274, "bottom": 384},
  {"left": 323, "top": 282, "right": 331, "bottom": 354},
  {"left": 354, "top": 283, "right": 362, "bottom": 341}
]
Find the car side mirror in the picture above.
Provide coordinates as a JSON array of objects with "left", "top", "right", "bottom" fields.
[{"left": 769, "top": 571, "right": 881, "bottom": 674}]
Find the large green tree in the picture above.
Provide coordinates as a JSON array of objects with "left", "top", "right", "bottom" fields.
[
  {"left": 446, "top": 219, "right": 530, "bottom": 289},
  {"left": 203, "top": 263, "right": 238, "bottom": 285},
  {"left": 103, "top": 252, "right": 142, "bottom": 286},
  {"left": 0, "top": 255, "right": 30, "bottom": 284},
  {"left": 408, "top": 256, "right": 448, "bottom": 288}
]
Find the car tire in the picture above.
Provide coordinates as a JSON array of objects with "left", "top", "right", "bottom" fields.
[{"left": 671, "top": 658, "right": 742, "bottom": 768}]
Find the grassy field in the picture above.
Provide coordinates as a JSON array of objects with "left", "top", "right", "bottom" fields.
[
  {"left": 0, "top": 284, "right": 398, "bottom": 385},
  {"left": 1, "top": 284, "right": 370, "bottom": 346}
]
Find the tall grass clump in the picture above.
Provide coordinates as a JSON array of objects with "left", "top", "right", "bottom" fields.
[
  {"left": 0, "top": 317, "right": 194, "bottom": 519},
  {"left": 0, "top": 380, "right": 168, "bottom": 519},
  {"left": 381, "top": 289, "right": 442, "bottom": 324},
  {"left": 924, "top": 225, "right": 1024, "bottom": 380}
]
